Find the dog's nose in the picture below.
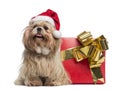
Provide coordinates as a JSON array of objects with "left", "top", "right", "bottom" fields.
[{"left": 37, "top": 27, "right": 42, "bottom": 32}]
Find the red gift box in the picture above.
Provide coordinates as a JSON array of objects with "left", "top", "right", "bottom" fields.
[{"left": 61, "top": 38, "right": 105, "bottom": 84}]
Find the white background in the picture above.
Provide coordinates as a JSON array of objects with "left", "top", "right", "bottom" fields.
[{"left": 0, "top": 0, "right": 119, "bottom": 91}]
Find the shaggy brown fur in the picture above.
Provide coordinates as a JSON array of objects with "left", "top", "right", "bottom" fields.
[{"left": 15, "top": 21, "right": 71, "bottom": 86}]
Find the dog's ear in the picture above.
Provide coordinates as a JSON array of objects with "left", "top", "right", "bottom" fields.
[
  {"left": 23, "top": 26, "right": 30, "bottom": 49},
  {"left": 22, "top": 26, "right": 35, "bottom": 51}
]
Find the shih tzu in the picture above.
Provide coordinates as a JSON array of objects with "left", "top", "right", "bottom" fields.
[{"left": 15, "top": 9, "right": 71, "bottom": 86}]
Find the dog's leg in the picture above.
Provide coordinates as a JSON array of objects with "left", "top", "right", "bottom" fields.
[
  {"left": 24, "top": 76, "right": 43, "bottom": 86},
  {"left": 14, "top": 76, "right": 24, "bottom": 85}
]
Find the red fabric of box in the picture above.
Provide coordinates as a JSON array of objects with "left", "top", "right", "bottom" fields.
[{"left": 61, "top": 38, "right": 105, "bottom": 84}]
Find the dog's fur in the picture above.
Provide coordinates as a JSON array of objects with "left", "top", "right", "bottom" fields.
[{"left": 15, "top": 21, "right": 71, "bottom": 86}]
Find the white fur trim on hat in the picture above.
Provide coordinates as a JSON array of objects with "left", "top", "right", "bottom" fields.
[
  {"left": 53, "top": 30, "right": 61, "bottom": 38},
  {"left": 30, "top": 16, "right": 55, "bottom": 26}
]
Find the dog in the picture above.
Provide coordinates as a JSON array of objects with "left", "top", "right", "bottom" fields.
[{"left": 14, "top": 9, "right": 71, "bottom": 86}]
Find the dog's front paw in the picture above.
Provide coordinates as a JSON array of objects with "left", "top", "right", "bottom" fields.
[
  {"left": 24, "top": 77, "right": 43, "bottom": 86},
  {"left": 44, "top": 81, "right": 62, "bottom": 86}
]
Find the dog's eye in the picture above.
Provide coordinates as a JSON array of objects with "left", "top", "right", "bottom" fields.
[
  {"left": 33, "top": 25, "right": 37, "bottom": 28},
  {"left": 44, "top": 26, "right": 48, "bottom": 30}
]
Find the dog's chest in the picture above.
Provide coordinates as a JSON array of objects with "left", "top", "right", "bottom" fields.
[{"left": 34, "top": 56, "right": 56, "bottom": 76}]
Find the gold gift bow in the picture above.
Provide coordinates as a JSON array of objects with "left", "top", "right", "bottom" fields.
[{"left": 61, "top": 31, "right": 108, "bottom": 83}]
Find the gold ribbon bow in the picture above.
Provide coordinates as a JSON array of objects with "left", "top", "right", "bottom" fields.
[{"left": 61, "top": 31, "right": 109, "bottom": 83}]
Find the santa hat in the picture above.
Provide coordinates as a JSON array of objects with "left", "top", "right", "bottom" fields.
[{"left": 29, "top": 9, "right": 61, "bottom": 38}]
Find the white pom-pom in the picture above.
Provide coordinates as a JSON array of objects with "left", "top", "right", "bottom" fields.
[{"left": 53, "top": 30, "right": 61, "bottom": 38}]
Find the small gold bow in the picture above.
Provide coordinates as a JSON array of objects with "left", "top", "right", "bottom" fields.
[{"left": 61, "top": 31, "right": 108, "bottom": 83}]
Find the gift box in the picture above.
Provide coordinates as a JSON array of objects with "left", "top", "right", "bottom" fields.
[{"left": 61, "top": 31, "right": 108, "bottom": 84}]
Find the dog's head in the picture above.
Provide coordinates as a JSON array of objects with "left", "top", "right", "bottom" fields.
[{"left": 23, "top": 21, "right": 60, "bottom": 55}]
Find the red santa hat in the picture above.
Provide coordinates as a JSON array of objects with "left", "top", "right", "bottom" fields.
[{"left": 29, "top": 9, "right": 61, "bottom": 38}]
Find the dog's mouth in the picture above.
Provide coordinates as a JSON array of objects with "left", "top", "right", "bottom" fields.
[{"left": 34, "top": 33, "right": 44, "bottom": 39}]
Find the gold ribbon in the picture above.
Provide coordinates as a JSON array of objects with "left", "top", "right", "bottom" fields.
[{"left": 61, "top": 31, "right": 108, "bottom": 83}]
